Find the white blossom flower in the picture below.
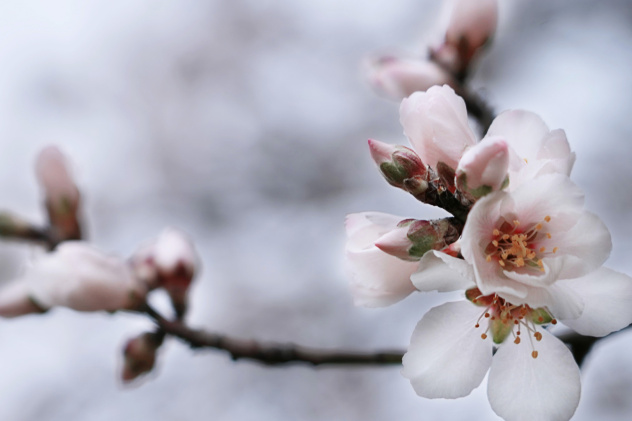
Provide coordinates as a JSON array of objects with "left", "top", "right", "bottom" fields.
[
  {"left": 344, "top": 212, "right": 418, "bottom": 307},
  {"left": 2, "top": 242, "right": 147, "bottom": 313}
]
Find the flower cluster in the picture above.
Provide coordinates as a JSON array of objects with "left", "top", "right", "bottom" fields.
[
  {"left": 345, "top": 85, "right": 632, "bottom": 420},
  {"left": 0, "top": 146, "right": 201, "bottom": 383}
]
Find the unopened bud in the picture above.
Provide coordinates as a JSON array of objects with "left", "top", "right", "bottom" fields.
[
  {"left": 35, "top": 146, "right": 82, "bottom": 241},
  {"left": 456, "top": 137, "right": 509, "bottom": 200},
  {"left": 130, "top": 228, "right": 199, "bottom": 319},
  {"left": 368, "top": 139, "right": 428, "bottom": 192},
  {"left": 366, "top": 55, "right": 455, "bottom": 99},
  {"left": 442, "top": 0, "right": 498, "bottom": 73},
  {"left": 375, "top": 218, "right": 460, "bottom": 260},
  {"left": 122, "top": 331, "right": 164, "bottom": 383}
]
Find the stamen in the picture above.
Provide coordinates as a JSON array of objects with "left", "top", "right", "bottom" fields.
[
  {"left": 539, "top": 247, "right": 546, "bottom": 252},
  {"left": 534, "top": 332, "right": 543, "bottom": 342},
  {"left": 553, "top": 247, "right": 558, "bottom": 253},
  {"left": 546, "top": 233, "right": 552, "bottom": 239},
  {"left": 513, "top": 220, "right": 520, "bottom": 227},
  {"left": 544, "top": 215, "right": 551, "bottom": 222},
  {"left": 514, "top": 337, "right": 521, "bottom": 344},
  {"left": 481, "top": 333, "right": 487, "bottom": 339},
  {"left": 493, "top": 229, "right": 500, "bottom": 236},
  {"left": 531, "top": 350, "right": 539, "bottom": 359}
]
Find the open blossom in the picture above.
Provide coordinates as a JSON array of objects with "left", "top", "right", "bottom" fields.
[
  {"left": 0, "top": 242, "right": 146, "bottom": 314},
  {"left": 365, "top": 55, "right": 454, "bottom": 99}
]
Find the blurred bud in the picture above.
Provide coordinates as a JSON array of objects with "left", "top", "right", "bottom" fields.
[
  {"left": 0, "top": 211, "right": 46, "bottom": 241},
  {"left": 366, "top": 55, "right": 455, "bottom": 99},
  {"left": 375, "top": 218, "right": 461, "bottom": 260},
  {"left": 130, "top": 228, "right": 199, "bottom": 319},
  {"left": 439, "top": 0, "right": 498, "bottom": 74},
  {"left": 456, "top": 137, "right": 509, "bottom": 199},
  {"left": 0, "top": 280, "right": 46, "bottom": 317},
  {"left": 35, "top": 146, "right": 82, "bottom": 242},
  {"left": 122, "top": 331, "right": 164, "bottom": 383},
  {"left": 23, "top": 242, "right": 147, "bottom": 313},
  {"left": 368, "top": 139, "right": 428, "bottom": 195}
]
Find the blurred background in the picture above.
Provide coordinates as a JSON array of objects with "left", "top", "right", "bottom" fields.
[{"left": 0, "top": 0, "right": 631, "bottom": 419}]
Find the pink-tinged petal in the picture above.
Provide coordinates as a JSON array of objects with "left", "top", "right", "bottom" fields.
[
  {"left": 456, "top": 136, "right": 509, "bottom": 193},
  {"left": 374, "top": 226, "right": 415, "bottom": 261},
  {"left": 446, "top": 0, "right": 498, "bottom": 52},
  {"left": 35, "top": 145, "right": 79, "bottom": 205},
  {"left": 488, "top": 329, "right": 581, "bottom": 421},
  {"left": 0, "top": 280, "right": 44, "bottom": 317},
  {"left": 536, "top": 129, "right": 576, "bottom": 176},
  {"left": 411, "top": 251, "right": 475, "bottom": 292},
  {"left": 400, "top": 85, "right": 476, "bottom": 170},
  {"left": 365, "top": 56, "right": 454, "bottom": 100},
  {"left": 402, "top": 300, "right": 493, "bottom": 398},
  {"left": 559, "top": 268, "right": 632, "bottom": 337},
  {"left": 486, "top": 110, "right": 550, "bottom": 163},
  {"left": 551, "top": 212, "right": 611, "bottom": 280},
  {"left": 27, "top": 242, "right": 146, "bottom": 312},
  {"left": 345, "top": 212, "right": 418, "bottom": 307}
]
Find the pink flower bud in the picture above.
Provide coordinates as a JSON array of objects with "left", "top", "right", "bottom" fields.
[
  {"left": 376, "top": 219, "right": 461, "bottom": 260},
  {"left": 35, "top": 146, "right": 82, "bottom": 241},
  {"left": 121, "top": 331, "right": 164, "bottom": 382},
  {"left": 443, "top": 0, "right": 498, "bottom": 71},
  {"left": 374, "top": 225, "right": 414, "bottom": 261},
  {"left": 456, "top": 137, "right": 509, "bottom": 198},
  {"left": 24, "top": 242, "right": 147, "bottom": 312},
  {"left": 366, "top": 55, "right": 454, "bottom": 99},
  {"left": 130, "top": 228, "right": 199, "bottom": 318},
  {"left": 368, "top": 139, "right": 428, "bottom": 193}
]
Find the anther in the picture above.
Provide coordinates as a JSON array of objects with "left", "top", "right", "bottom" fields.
[
  {"left": 493, "top": 229, "right": 500, "bottom": 236},
  {"left": 534, "top": 332, "right": 543, "bottom": 342},
  {"left": 484, "top": 313, "right": 490, "bottom": 318},
  {"left": 544, "top": 216, "right": 551, "bottom": 222},
  {"left": 532, "top": 351, "right": 539, "bottom": 359},
  {"left": 475, "top": 324, "right": 480, "bottom": 328},
  {"left": 551, "top": 319, "right": 558, "bottom": 325},
  {"left": 492, "top": 240, "right": 499, "bottom": 247},
  {"left": 481, "top": 333, "right": 488, "bottom": 340},
  {"left": 539, "top": 247, "right": 546, "bottom": 253},
  {"left": 486, "top": 255, "right": 492, "bottom": 262},
  {"left": 513, "top": 220, "right": 520, "bottom": 227},
  {"left": 553, "top": 247, "right": 558, "bottom": 253},
  {"left": 546, "top": 233, "right": 552, "bottom": 239},
  {"left": 514, "top": 337, "right": 521, "bottom": 344},
  {"left": 536, "top": 223, "right": 543, "bottom": 230}
]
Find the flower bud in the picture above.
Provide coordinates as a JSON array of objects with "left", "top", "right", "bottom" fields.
[
  {"left": 375, "top": 218, "right": 461, "bottom": 260},
  {"left": 368, "top": 139, "right": 428, "bottom": 194},
  {"left": 130, "top": 228, "right": 199, "bottom": 319},
  {"left": 24, "top": 242, "right": 147, "bottom": 312},
  {"left": 443, "top": 0, "right": 498, "bottom": 73},
  {"left": 121, "top": 331, "right": 164, "bottom": 383},
  {"left": 366, "top": 55, "right": 454, "bottom": 99},
  {"left": 456, "top": 137, "right": 509, "bottom": 199},
  {"left": 35, "top": 146, "right": 82, "bottom": 242}
]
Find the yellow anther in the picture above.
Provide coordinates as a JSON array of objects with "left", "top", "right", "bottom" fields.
[
  {"left": 536, "top": 223, "right": 543, "bottom": 230},
  {"left": 546, "top": 233, "right": 552, "bottom": 239},
  {"left": 493, "top": 229, "right": 500, "bottom": 236},
  {"left": 524, "top": 158, "right": 528, "bottom": 164},
  {"left": 513, "top": 220, "right": 520, "bottom": 226},
  {"left": 544, "top": 215, "right": 551, "bottom": 222},
  {"left": 537, "top": 260, "right": 543, "bottom": 267},
  {"left": 515, "top": 257, "right": 525, "bottom": 267},
  {"left": 534, "top": 332, "right": 543, "bottom": 341},
  {"left": 539, "top": 247, "right": 546, "bottom": 253},
  {"left": 553, "top": 247, "right": 558, "bottom": 253},
  {"left": 499, "top": 260, "right": 506, "bottom": 267},
  {"left": 532, "top": 351, "right": 539, "bottom": 359},
  {"left": 502, "top": 234, "right": 510, "bottom": 240},
  {"left": 492, "top": 240, "right": 499, "bottom": 247},
  {"left": 486, "top": 255, "right": 492, "bottom": 262}
]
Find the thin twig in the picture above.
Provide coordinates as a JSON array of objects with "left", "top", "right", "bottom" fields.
[{"left": 142, "top": 304, "right": 404, "bottom": 366}]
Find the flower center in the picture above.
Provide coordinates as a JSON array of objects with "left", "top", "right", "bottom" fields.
[
  {"left": 466, "top": 288, "right": 557, "bottom": 359},
  {"left": 485, "top": 215, "right": 558, "bottom": 272}
]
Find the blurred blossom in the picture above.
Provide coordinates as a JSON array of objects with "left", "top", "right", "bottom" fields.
[
  {"left": 122, "top": 331, "right": 164, "bottom": 383},
  {"left": 365, "top": 55, "right": 454, "bottom": 99},
  {"left": 131, "top": 228, "right": 199, "bottom": 318},
  {"left": 0, "top": 280, "right": 45, "bottom": 318},
  {"left": 433, "top": 0, "right": 498, "bottom": 75},
  {"left": 4, "top": 242, "right": 147, "bottom": 314},
  {"left": 35, "top": 146, "right": 82, "bottom": 242}
]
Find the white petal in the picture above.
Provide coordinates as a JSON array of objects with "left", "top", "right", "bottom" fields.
[
  {"left": 402, "top": 300, "right": 492, "bottom": 398},
  {"left": 488, "top": 329, "right": 581, "bottom": 421},
  {"left": 552, "top": 212, "right": 612, "bottom": 280},
  {"left": 486, "top": 110, "right": 549, "bottom": 162},
  {"left": 560, "top": 267, "right": 632, "bottom": 337},
  {"left": 0, "top": 280, "right": 43, "bottom": 317},
  {"left": 345, "top": 246, "right": 418, "bottom": 307},
  {"left": 411, "top": 251, "right": 476, "bottom": 293},
  {"left": 400, "top": 85, "right": 476, "bottom": 169}
]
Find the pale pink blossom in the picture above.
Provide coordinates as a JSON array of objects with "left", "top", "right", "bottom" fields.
[
  {"left": 366, "top": 55, "right": 454, "bottom": 99},
  {"left": 344, "top": 212, "right": 418, "bottom": 307},
  {"left": 486, "top": 110, "right": 575, "bottom": 189},
  {"left": 456, "top": 136, "right": 509, "bottom": 198},
  {"left": 400, "top": 85, "right": 477, "bottom": 170},
  {"left": 130, "top": 228, "right": 199, "bottom": 317},
  {"left": 20, "top": 242, "right": 146, "bottom": 312}
]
